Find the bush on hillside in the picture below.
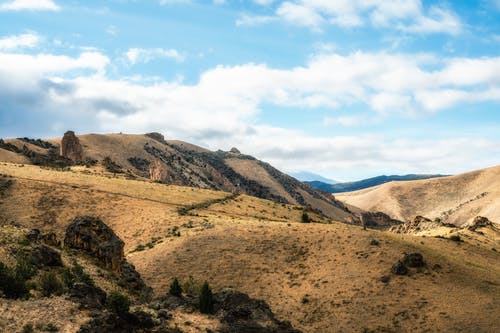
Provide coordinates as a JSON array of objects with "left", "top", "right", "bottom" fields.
[{"left": 199, "top": 281, "right": 214, "bottom": 314}]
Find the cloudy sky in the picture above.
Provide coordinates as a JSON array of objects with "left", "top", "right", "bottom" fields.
[{"left": 0, "top": 0, "right": 499, "bottom": 181}]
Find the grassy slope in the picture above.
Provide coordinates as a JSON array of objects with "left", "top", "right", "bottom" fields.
[
  {"left": 336, "top": 165, "right": 500, "bottom": 225},
  {"left": 0, "top": 162, "right": 499, "bottom": 332}
]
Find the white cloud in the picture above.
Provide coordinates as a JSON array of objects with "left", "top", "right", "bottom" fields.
[
  {"left": 236, "top": 14, "right": 276, "bottom": 26},
  {"left": 240, "top": 0, "right": 462, "bottom": 35},
  {"left": 125, "top": 48, "right": 184, "bottom": 64},
  {"left": 254, "top": 0, "right": 274, "bottom": 5},
  {"left": 1, "top": 49, "right": 499, "bottom": 177},
  {"left": 0, "top": 0, "right": 60, "bottom": 11},
  {"left": 0, "top": 33, "right": 40, "bottom": 50}
]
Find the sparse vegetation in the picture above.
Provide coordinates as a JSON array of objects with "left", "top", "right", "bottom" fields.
[
  {"left": 107, "top": 291, "right": 131, "bottom": 317},
  {"left": 39, "top": 271, "right": 64, "bottom": 297},
  {"left": 199, "top": 281, "right": 214, "bottom": 314},
  {"left": 182, "top": 275, "right": 202, "bottom": 296},
  {"left": 0, "top": 257, "right": 37, "bottom": 299},
  {"left": 169, "top": 277, "right": 183, "bottom": 297},
  {"left": 301, "top": 211, "right": 311, "bottom": 223}
]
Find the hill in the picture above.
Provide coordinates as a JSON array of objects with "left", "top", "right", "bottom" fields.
[
  {"left": 307, "top": 174, "right": 447, "bottom": 193},
  {"left": 290, "top": 171, "right": 338, "bottom": 184},
  {"left": 0, "top": 162, "right": 498, "bottom": 332},
  {"left": 336, "top": 165, "right": 500, "bottom": 226},
  {"left": 0, "top": 132, "right": 355, "bottom": 223}
]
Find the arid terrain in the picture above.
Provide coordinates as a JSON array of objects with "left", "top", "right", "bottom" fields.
[
  {"left": 336, "top": 165, "right": 500, "bottom": 226},
  {"left": 0, "top": 132, "right": 498, "bottom": 333}
]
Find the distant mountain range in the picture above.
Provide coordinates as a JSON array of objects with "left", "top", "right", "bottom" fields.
[
  {"left": 290, "top": 171, "right": 338, "bottom": 184},
  {"left": 306, "top": 174, "right": 447, "bottom": 193}
]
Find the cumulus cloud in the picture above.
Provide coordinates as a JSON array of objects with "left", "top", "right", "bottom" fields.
[
  {"left": 0, "top": 0, "right": 60, "bottom": 11},
  {"left": 125, "top": 48, "right": 184, "bottom": 64},
  {"left": 238, "top": 0, "right": 462, "bottom": 34},
  {"left": 0, "top": 33, "right": 40, "bottom": 50},
  {"left": 1, "top": 48, "right": 499, "bottom": 177}
]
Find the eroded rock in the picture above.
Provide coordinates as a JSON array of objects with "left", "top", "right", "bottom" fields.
[
  {"left": 60, "top": 131, "right": 84, "bottom": 161},
  {"left": 64, "top": 216, "right": 124, "bottom": 272}
]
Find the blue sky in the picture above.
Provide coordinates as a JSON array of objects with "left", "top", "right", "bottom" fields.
[{"left": 0, "top": 0, "right": 499, "bottom": 181}]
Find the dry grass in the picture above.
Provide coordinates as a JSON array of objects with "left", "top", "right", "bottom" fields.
[
  {"left": 336, "top": 165, "right": 500, "bottom": 226},
  {"left": 0, "top": 162, "right": 499, "bottom": 332}
]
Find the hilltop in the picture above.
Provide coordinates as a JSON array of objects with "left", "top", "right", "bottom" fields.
[{"left": 336, "top": 165, "right": 500, "bottom": 226}]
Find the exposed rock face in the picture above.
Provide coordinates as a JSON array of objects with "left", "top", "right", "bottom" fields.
[
  {"left": 360, "top": 211, "right": 402, "bottom": 228},
  {"left": 229, "top": 147, "right": 241, "bottom": 154},
  {"left": 149, "top": 159, "right": 169, "bottom": 182},
  {"left": 70, "top": 282, "right": 107, "bottom": 309},
  {"left": 60, "top": 131, "right": 84, "bottom": 161},
  {"left": 64, "top": 216, "right": 124, "bottom": 272},
  {"left": 215, "top": 289, "right": 302, "bottom": 333},
  {"left": 23, "top": 244, "right": 63, "bottom": 268},
  {"left": 390, "top": 215, "right": 454, "bottom": 234},
  {"left": 145, "top": 132, "right": 166, "bottom": 143},
  {"left": 467, "top": 216, "right": 494, "bottom": 231}
]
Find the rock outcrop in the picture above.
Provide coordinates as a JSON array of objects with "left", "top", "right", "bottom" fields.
[
  {"left": 229, "top": 147, "right": 241, "bottom": 154},
  {"left": 360, "top": 211, "right": 402, "bottom": 228},
  {"left": 390, "top": 215, "right": 455, "bottom": 234},
  {"left": 64, "top": 216, "right": 124, "bottom": 272},
  {"left": 60, "top": 131, "right": 84, "bottom": 161},
  {"left": 149, "top": 159, "right": 169, "bottom": 182},
  {"left": 64, "top": 216, "right": 151, "bottom": 297},
  {"left": 467, "top": 216, "right": 495, "bottom": 231},
  {"left": 23, "top": 244, "right": 63, "bottom": 268}
]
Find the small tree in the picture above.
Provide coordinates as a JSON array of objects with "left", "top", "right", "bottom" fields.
[
  {"left": 169, "top": 277, "right": 182, "bottom": 297},
  {"left": 107, "top": 291, "right": 131, "bottom": 317},
  {"left": 199, "top": 281, "right": 214, "bottom": 314},
  {"left": 39, "top": 271, "right": 64, "bottom": 297},
  {"left": 301, "top": 211, "right": 311, "bottom": 223}
]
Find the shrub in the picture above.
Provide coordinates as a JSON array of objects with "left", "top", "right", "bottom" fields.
[
  {"left": 22, "top": 324, "right": 34, "bottom": 333},
  {"left": 169, "top": 277, "right": 183, "bottom": 297},
  {"left": 182, "top": 275, "right": 202, "bottom": 296},
  {"left": 199, "top": 281, "right": 213, "bottom": 314},
  {"left": 0, "top": 260, "right": 31, "bottom": 299},
  {"left": 62, "top": 261, "right": 94, "bottom": 288},
  {"left": 449, "top": 235, "right": 462, "bottom": 242},
  {"left": 301, "top": 212, "right": 311, "bottom": 223},
  {"left": 39, "top": 271, "right": 64, "bottom": 297},
  {"left": 107, "top": 291, "right": 131, "bottom": 317}
]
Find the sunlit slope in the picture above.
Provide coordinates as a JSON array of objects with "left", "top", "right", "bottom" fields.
[
  {"left": 0, "top": 163, "right": 499, "bottom": 332},
  {"left": 337, "top": 165, "right": 500, "bottom": 226}
]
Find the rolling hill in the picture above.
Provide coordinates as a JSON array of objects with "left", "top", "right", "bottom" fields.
[
  {"left": 0, "top": 132, "right": 355, "bottom": 223},
  {"left": 307, "top": 174, "right": 447, "bottom": 193},
  {"left": 0, "top": 162, "right": 498, "bottom": 332},
  {"left": 336, "top": 165, "right": 500, "bottom": 226}
]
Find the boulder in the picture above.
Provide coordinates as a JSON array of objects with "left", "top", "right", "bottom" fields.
[
  {"left": 60, "top": 130, "right": 84, "bottom": 161},
  {"left": 25, "top": 244, "right": 63, "bottom": 268},
  {"left": 26, "top": 229, "right": 41, "bottom": 242},
  {"left": 70, "top": 282, "right": 107, "bottom": 309},
  {"left": 403, "top": 253, "right": 425, "bottom": 268},
  {"left": 64, "top": 216, "right": 124, "bottom": 272},
  {"left": 229, "top": 147, "right": 241, "bottom": 154},
  {"left": 391, "top": 260, "right": 408, "bottom": 275},
  {"left": 40, "top": 231, "right": 60, "bottom": 247}
]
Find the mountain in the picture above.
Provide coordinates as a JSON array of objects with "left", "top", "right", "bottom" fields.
[
  {"left": 0, "top": 162, "right": 498, "bottom": 332},
  {"left": 0, "top": 132, "right": 355, "bottom": 223},
  {"left": 307, "top": 174, "right": 447, "bottom": 193},
  {"left": 289, "top": 171, "right": 338, "bottom": 184},
  {"left": 336, "top": 165, "right": 500, "bottom": 226}
]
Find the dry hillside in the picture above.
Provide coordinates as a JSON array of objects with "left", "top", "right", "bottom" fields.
[
  {"left": 0, "top": 162, "right": 499, "bottom": 332},
  {"left": 336, "top": 165, "right": 500, "bottom": 226},
  {"left": 0, "top": 133, "right": 354, "bottom": 223}
]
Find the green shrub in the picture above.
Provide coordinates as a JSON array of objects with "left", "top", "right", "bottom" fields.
[
  {"left": 182, "top": 275, "right": 202, "bottom": 296},
  {"left": 301, "top": 212, "right": 311, "bottom": 223},
  {"left": 199, "top": 281, "right": 213, "bottom": 314},
  {"left": 62, "top": 261, "right": 94, "bottom": 288},
  {"left": 0, "top": 261, "right": 30, "bottom": 299},
  {"left": 107, "top": 291, "right": 131, "bottom": 317},
  {"left": 22, "top": 323, "right": 34, "bottom": 333},
  {"left": 39, "top": 271, "right": 64, "bottom": 297},
  {"left": 169, "top": 277, "right": 182, "bottom": 297}
]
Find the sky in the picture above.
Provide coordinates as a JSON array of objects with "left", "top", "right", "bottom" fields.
[{"left": 0, "top": 0, "right": 499, "bottom": 181}]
